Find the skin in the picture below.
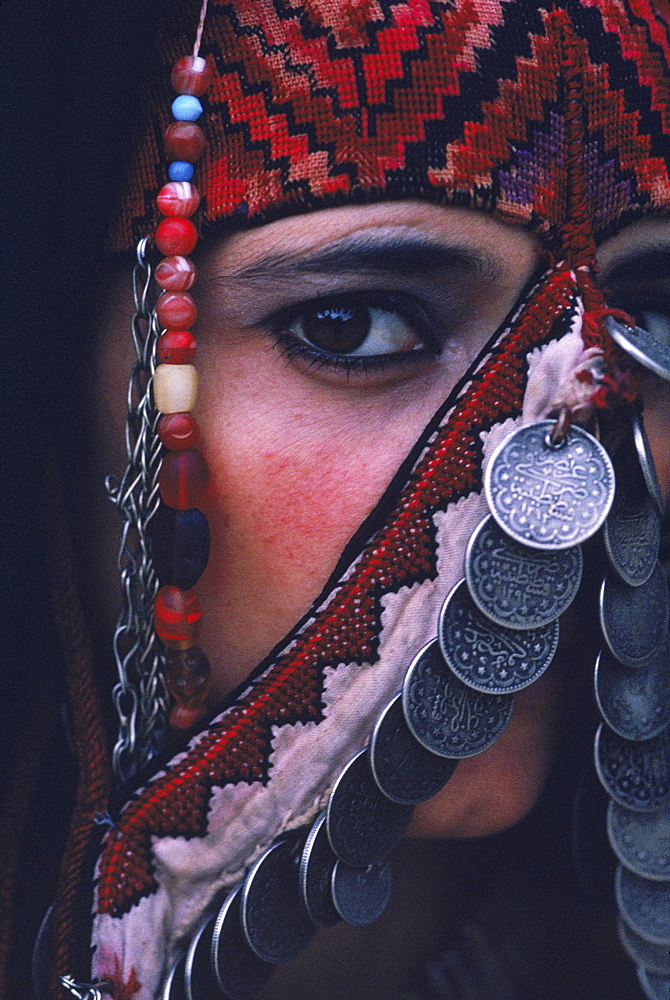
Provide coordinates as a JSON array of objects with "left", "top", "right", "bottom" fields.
[{"left": 85, "top": 201, "right": 670, "bottom": 841}]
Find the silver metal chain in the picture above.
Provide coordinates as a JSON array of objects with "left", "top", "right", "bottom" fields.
[
  {"left": 59, "top": 976, "right": 112, "bottom": 1000},
  {"left": 105, "top": 236, "right": 168, "bottom": 783}
]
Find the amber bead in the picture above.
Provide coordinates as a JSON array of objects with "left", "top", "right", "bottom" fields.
[
  {"left": 157, "top": 330, "right": 197, "bottom": 365},
  {"left": 155, "top": 217, "right": 198, "bottom": 257},
  {"left": 155, "top": 256, "right": 198, "bottom": 291},
  {"left": 157, "top": 412, "right": 200, "bottom": 449},
  {"left": 164, "top": 122, "right": 206, "bottom": 162},
  {"left": 153, "top": 364, "right": 198, "bottom": 414},
  {"left": 171, "top": 56, "right": 212, "bottom": 97},
  {"left": 155, "top": 290, "right": 197, "bottom": 330},
  {"left": 154, "top": 585, "right": 202, "bottom": 649},
  {"left": 163, "top": 646, "right": 211, "bottom": 707},
  {"left": 169, "top": 703, "right": 208, "bottom": 730},
  {"left": 158, "top": 448, "right": 209, "bottom": 510},
  {"left": 157, "top": 182, "right": 201, "bottom": 218}
]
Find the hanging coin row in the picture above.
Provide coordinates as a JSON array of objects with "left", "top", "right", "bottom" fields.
[
  {"left": 591, "top": 409, "right": 670, "bottom": 1000},
  {"left": 160, "top": 416, "right": 615, "bottom": 1000}
]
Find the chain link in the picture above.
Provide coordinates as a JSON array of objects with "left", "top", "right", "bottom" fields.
[
  {"left": 59, "top": 976, "right": 112, "bottom": 1000},
  {"left": 105, "top": 237, "right": 169, "bottom": 783}
]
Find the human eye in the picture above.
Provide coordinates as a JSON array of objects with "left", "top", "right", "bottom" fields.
[{"left": 267, "top": 290, "right": 438, "bottom": 374}]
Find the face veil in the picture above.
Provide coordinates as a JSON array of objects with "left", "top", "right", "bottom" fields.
[{"left": 48, "top": 2, "right": 670, "bottom": 998}]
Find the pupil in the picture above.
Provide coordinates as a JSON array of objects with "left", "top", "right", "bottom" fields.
[{"left": 302, "top": 302, "right": 370, "bottom": 354}]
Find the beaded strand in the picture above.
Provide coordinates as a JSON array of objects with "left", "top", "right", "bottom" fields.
[{"left": 151, "top": 54, "right": 214, "bottom": 732}]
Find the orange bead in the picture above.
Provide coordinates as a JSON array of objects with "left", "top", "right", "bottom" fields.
[
  {"left": 155, "top": 256, "right": 198, "bottom": 291},
  {"left": 155, "top": 218, "right": 198, "bottom": 257},
  {"left": 157, "top": 182, "right": 200, "bottom": 218},
  {"left": 164, "top": 122, "right": 206, "bottom": 162},
  {"left": 171, "top": 56, "right": 212, "bottom": 97},
  {"left": 154, "top": 585, "right": 202, "bottom": 649},
  {"left": 157, "top": 330, "right": 196, "bottom": 364},
  {"left": 155, "top": 291, "right": 197, "bottom": 330}
]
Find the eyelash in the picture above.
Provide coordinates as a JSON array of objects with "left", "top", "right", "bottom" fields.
[{"left": 265, "top": 291, "right": 440, "bottom": 375}]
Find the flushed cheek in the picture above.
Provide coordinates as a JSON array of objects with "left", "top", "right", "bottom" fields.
[{"left": 195, "top": 359, "right": 440, "bottom": 694}]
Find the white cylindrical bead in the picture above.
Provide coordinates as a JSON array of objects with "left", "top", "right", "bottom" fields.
[{"left": 153, "top": 363, "right": 198, "bottom": 414}]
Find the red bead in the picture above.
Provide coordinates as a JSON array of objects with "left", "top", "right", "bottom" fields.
[
  {"left": 169, "top": 703, "right": 207, "bottom": 730},
  {"left": 155, "top": 291, "right": 197, "bottom": 330},
  {"left": 154, "top": 585, "right": 202, "bottom": 649},
  {"left": 157, "top": 330, "right": 197, "bottom": 365},
  {"left": 158, "top": 448, "right": 209, "bottom": 509},
  {"left": 157, "top": 182, "right": 201, "bottom": 218},
  {"left": 158, "top": 412, "right": 200, "bottom": 449},
  {"left": 164, "top": 122, "right": 206, "bottom": 162},
  {"left": 155, "top": 217, "right": 198, "bottom": 256},
  {"left": 163, "top": 646, "right": 211, "bottom": 707},
  {"left": 171, "top": 56, "right": 212, "bottom": 97},
  {"left": 155, "top": 256, "right": 198, "bottom": 291}
]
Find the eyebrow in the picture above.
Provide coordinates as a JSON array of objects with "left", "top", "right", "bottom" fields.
[
  {"left": 218, "top": 233, "right": 503, "bottom": 285},
  {"left": 600, "top": 244, "right": 670, "bottom": 288}
]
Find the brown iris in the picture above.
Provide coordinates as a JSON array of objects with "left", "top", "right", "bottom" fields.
[{"left": 301, "top": 301, "right": 370, "bottom": 354}]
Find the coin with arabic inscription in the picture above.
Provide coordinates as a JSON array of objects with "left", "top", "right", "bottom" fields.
[
  {"left": 595, "top": 723, "right": 670, "bottom": 813},
  {"left": 439, "top": 580, "right": 559, "bottom": 695},
  {"left": 241, "top": 839, "right": 316, "bottom": 964},
  {"left": 600, "top": 564, "right": 669, "bottom": 668},
  {"left": 402, "top": 639, "right": 514, "bottom": 758},
  {"left": 606, "top": 315, "right": 670, "bottom": 384},
  {"left": 211, "top": 885, "right": 274, "bottom": 999},
  {"left": 485, "top": 420, "right": 615, "bottom": 550},
  {"left": 618, "top": 918, "right": 670, "bottom": 975},
  {"left": 603, "top": 450, "right": 660, "bottom": 587},
  {"left": 326, "top": 750, "right": 413, "bottom": 867},
  {"left": 607, "top": 800, "right": 670, "bottom": 882},
  {"left": 465, "top": 515, "right": 582, "bottom": 629},
  {"left": 331, "top": 860, "right": 392, "bottom": 927},
  {"left": 615, "top": 865, "right": 670, "bottom": 946},
  {"left": 595, "top": 643, "right": 670, "bottom": 741},
  {"left": 637, "top": 967, "right": 670, "bottom": 1000},
  {"left": 369, "top": 693, "right": 457, "bottom": 805},
  {"left": 632, "top": 411, "right": 664, "bottom": 512},
  {"left": 299, "top": 812, "right": 341, "bottom": 928}
]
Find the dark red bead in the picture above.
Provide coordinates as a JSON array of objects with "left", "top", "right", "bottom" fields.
[
  {"left": 155, "top": 291, "right": 198, "bottom": 330},
  {"left": 157, "top": 330, "right": 197, "bottom": 364},
  {"left": 157, "top": 182, "right": 200, "bottom": 218},
  {"left": 157, "top": 412, "right": 200, "bottom": 449},
  {"left": 163, "top": 646, "right": 211, "bottom": 707},
  {"left": 155, "top": 217, "right": 198, "bottom": 256},
  {"left": 164, "top": 122, "right": 206, "bottom": 162},
  {"left": 155, "top": 256, "right": 198, "bottom": 291},
  {"left": 169, "top": 703, "right": 207, "bottom": 730},
  {"left": 158, "top": 449, "right": 209, "bottom": 510},
  {"left": 171, "top": 56, "right": 212, "bottom": 97},
  {"left": 154, "top": 585, "right": 201, "bottom": 649}
]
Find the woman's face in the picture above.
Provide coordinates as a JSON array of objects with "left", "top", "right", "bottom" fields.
[{"left": 88, "top": 202, "right": 670, "bottom": 838}]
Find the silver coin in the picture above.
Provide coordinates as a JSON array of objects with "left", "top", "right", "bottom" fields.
[
  {"left": 465, "top": 514, "right": 583, "bottom": 629},
  {"left": 185, "top": 915, "right": 216, "bottom": 1000},
  {"left": 331, "top": 860, "right": 392, "bottom": 927},
  {"left": 637, "top": 967, "right": 670, "bottom": 1000},
  {"left": 595, "top": 643, "right": 670, "bottom": 741},
  {"left": 241, "top": 839, "right": 316, "bottom": 964},
  {"left": 369, "top": 694, "right": 458, "bottom": 805},
  {"left": 439, "top": 579, "right": 559, "bottom": 695},
  {"left": 600, "top": 564, "right": 669, "bottom": 668},
  {"left": 485, "top": 420, "right": 615, "bottom": 550},
  {"left": 632, "top": 411, "right": 664, "bottom": 512},
  {"left": 212, "top": 885, "right": 274, "bottom": 999},
  {"left": 594, "top": 723, "right": 670, "bottom": 813},
  {"left": 605, "top": 315, "right": 670, "bottom": 383},
  {"left": 161, "top": 957, "right": 186, "bottom": 1000},
  {"left": 603, "top": 457, "right": 660, "bottom": 587},
  {"left": 608, "top": 800, "right": 670, "bottom": 882},
  {"left": 299, "top": 812, "right": 341, "bottom": 927},
  {"left": 403, "top": 639, "right": 515, "bottom": 758},
  {"left": 618, "top": 918, "right": 670, "bottom": 975},
  {"left": 615, "top": 865, "right": 670, "bottom": 946},
  {"left": 326, "top": 749, "right": 413, "bottom": 867}
]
